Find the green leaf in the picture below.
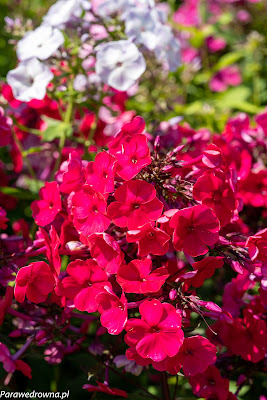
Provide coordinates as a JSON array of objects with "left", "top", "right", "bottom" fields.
[
  {"left": 212, "top": 86, "right": 262, "bottom": 113},
  {"left": 214, "top": 51, "right": 243, "bottom": 71},
  {"left": 23, "top": 177, "right": 44, "bottom": 193},
  {"left": 41, "top": 116, "right": 72, "bottom": 141},
  {"left": 0, "top": 187, "right": 38, "bottom": 200},
  {"left": 214, "top": 86, "right": 250, "bottom": 108}
]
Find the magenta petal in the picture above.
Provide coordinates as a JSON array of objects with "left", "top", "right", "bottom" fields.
[
  {"left": 140, "top": 300, "right": 163, "bottom": 327},
  {"left": 101, "top": 307, "right": 127, "bottom": 335},
  {"left": 158, "top": 331, "right": 184, "bottom": 357},
  {"left": 136, "top": 332, "right": 167, "bottom": 361},
  {"left": 74, "top": 287, "right": 98, "bottom": 312}
]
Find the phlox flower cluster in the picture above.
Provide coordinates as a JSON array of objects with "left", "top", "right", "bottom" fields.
[
  {"left": 0, "top": 112, "right": 266, "bottom": 397},
  {"left": 6, "top": 0, "right": 181, "bottom": 102}
]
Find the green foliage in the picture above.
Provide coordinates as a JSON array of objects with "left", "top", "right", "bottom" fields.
[{"left": 41, "top": 117, "right": 73, "bottom": 142}]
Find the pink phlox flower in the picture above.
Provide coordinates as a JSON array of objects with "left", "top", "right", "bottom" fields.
[
  {"left": 108, "top": 116, "right": 146, "bottom": 154},
  {"left": 85, "top": 151, "right": 117, "bottom": 194},
  {"left": 72, "top": 185, "right": 110, "bottom": 236},
  {"left": 0, "top": 207, "right": 9, "bottom": 230},
  {"left": 0, "top": 107, "right": 12, "bottom": 147},
  {"left": 112, "top": 134, "right": 151, "bottom": 181},
  {"left": 15, "top": 261, "right": 55, "bottom": 304},
  {"left": 62, "top": 259, "right": 111, "bottom": 313},
  {"left": 125, "top": 299, "right": 184, "bottom": 362},
  {"left": 96, "top": 286, "right": 127, "bottom": 335},
  {"left": 81, "top": 233, "right": 124, "bottom": 274},
  {"left": 59, "top": 151, "right": 86, "bottom": 194},
  {"left": 193, "top": 170, "right": 238, "bottom": 227},
  {"left": 126, "top": 222, "right": 170, "bottom": 257},
  {"left": 116, "top": 258, "right": 169, "bottom": 294},
  {"left": 107, "top": 180, "right": 163, "bottom": 230},
  {"left": 189, "top": 365, "right": 229, "bottom": 400},
  {"left": 169, "top": 205, "right": 220, "bottom": 257},
  {"left": 31, "top": 182, "right": 61, "bottom": 227}
]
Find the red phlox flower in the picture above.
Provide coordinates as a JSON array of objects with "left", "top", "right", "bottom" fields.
[
  {"left": 59, "top": 151, "right": 86, "bottom": 194},
  {"left": 31, "top": 182, "right": 61, "bottom": 227},
  {"left": 112, "top": 134, "right": 151, "bottom": 181},
  {"left": 206, "top": 36, "right": 226, "bottom": 52},
  {"left": 12, "top": 219, "right": 29, "bottom": 239},
  {"left": 15, "top": 262, "right": 55, "bottom": 304},
  {"left": 189, "top": 365, "right": 229, "bottom": 400},
  {"left": 107, "top": 180, "right": 163, "bottom": 230},
  {"left": 81, "top": 233, "right": 124, "bottom": 274},
  {"left": 181, "top": 256, "right": 224, "bottom": 289},
  {"left": 14, "top": 359, "right": 32, "bottom": 379},
  {"left": 209, "top": 65, "right": 241, "bottom": 92},
  {"left": 246, "top": 228, "right": 267, "bottom": 263},
  {"left": 0, "top": 343, "right": 31, "bottom": 378},
  {"left": 40, "top": 226, "right": 61, "bottom": 277},
  {"left": 125, "top": 299, "right": 184, "bottom": 362},
  {"left": 125, "top": 346, "right": 152, "bottom": 367},
  {"left": 222, "top": 272, "right": 254, "bottom": 317},
  {"left": 255, "top": 109, "right": 267, "bottom": 135},
  {"left": 231, "top": 309, "right": 266, "bottom": 363},
  {"left": 72, "top": 185, "right": 110, "bottom": 236},
  {"left": 209, "top": 305, "right": 266, "bottom": 364},
  {"left": 0, "top": 207, "right": 9, "bottom": 230},
  {"left": 108, "top": 116, "right": 146, "bottom": 154},
  {"left": 0, "top": 106, "right": 12, "bottom": 147},
  {"left": 85, "top": 151, "right": 117, "bottom": 194},
  {"left": 96, "top": 286, "right": 127, "bottom": 335},
  {"left": 62, "top": 259, "right": 110, "bottom": 312},
  {"left": 10, "top": 135, "right": 23, "bottom": 173},
  {"left": 126, "top": 223, "right": 170, "bottom": 257},
  {"left": 157, "top": 209, "right": 178, "bottom": 237},
  {"left": 173, "top": 0, "right": 200, "bottom": 26},
  {"left": 83, "top": 381, "right": 127, "bottom": 398},
  {"left": 182, "top": 144, "right": 222, "bottom": 171},
  {"left": 222, "top": 112, "right": 250, "bottom": 142},
  {"left": 0, "top": 342, "right": 16, "bottom": 373},
  {"left": 79, "top": 112, "right": 95, "bottom": 139},
  {"left": 59, "top": 219, "right": 80, "bottom": 248},
  {"left": 201, "top": 144, "right": 223, "bottom": 169},
  {"left": 116, "top": 258, "right": 169, "bottom": 294},
  {"left": 169, "top": 336, "right": 217, "bottom": 376},
  {"left": 193, "top": 170, "right": 238, "bottom": 227},
  {"left": 239, "top": 170, "right": 267, "bottom": 208},
  {"left": 169, "top": 205, "right": 220, "bottom": 257}
]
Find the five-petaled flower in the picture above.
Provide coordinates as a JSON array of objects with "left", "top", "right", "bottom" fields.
[
  {"left": 125, "top": 299, "right": 184, "bottom": 362},
  {"left": 169, "top": 205, "right": 220, "bottom": 257}
]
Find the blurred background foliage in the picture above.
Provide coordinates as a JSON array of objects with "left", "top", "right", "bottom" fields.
[{"left": 0, "top": 0, "right": 54, "bottom": 78}]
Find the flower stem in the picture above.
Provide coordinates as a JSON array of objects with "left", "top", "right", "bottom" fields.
[
  {"left": 161, "top": 372, "right": 170, "bottom": 400},
  {"left": 52, "top": 98, "right": 73, "bottom": 176}
]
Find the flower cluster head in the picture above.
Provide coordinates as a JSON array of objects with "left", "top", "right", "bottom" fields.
[
  {"left": 6, "top": 0, "right": 181, "bottom": 102},
  {"left": 0, "top": 108, "right": 265, "bottom": 398}
]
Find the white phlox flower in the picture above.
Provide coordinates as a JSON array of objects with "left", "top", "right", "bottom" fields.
[
  {"left": 43, "top": 0, "right": 91, "bottom": 27},
  {"left": 124, "top": 8, "right": 160, "bottom": 51},
  {"left": 95, "top": 0, "right": 134, "bottom": 19},
  {"left": 7, "top": 57, "right": 53, "bottom": 102},
  {"left": 154, "top": 25, "right": 181, "bottom": 72},
  {"left": 95, "top": 40, "right": 146, "bottom": 91},
  {"left": 17, "top": 25, "right": 65, "bottom": 61}
]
